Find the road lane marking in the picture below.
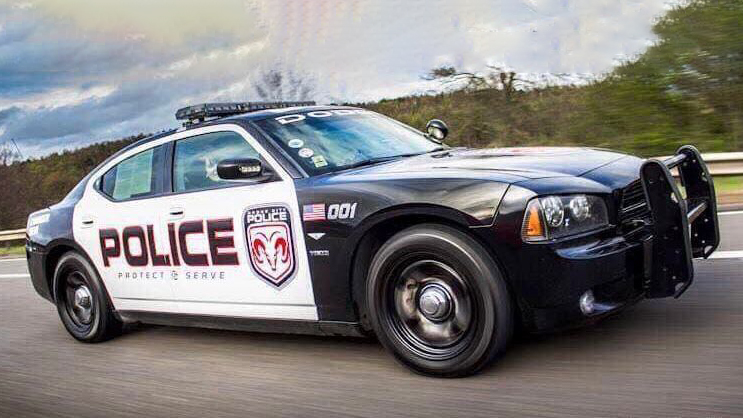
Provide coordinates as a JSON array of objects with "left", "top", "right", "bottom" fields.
[
  {"left": 719, "top": 210, "right": 743, "bottom": 216},
  {"left": 709, "top": 251, "right": 743, "bottom": 259},
  {"left": 0, "top": 258, "right": 25, "bottom": 263},
  {"left": 0, "top": 274, "right": 30, "bottom": 279}
]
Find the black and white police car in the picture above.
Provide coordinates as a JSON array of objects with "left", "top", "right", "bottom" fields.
[{"left": 26, "top": 101, "right": 719, "bottom": 376}]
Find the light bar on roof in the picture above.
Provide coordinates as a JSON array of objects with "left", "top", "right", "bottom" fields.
[{"left": 175, "top": 101, "right": 316, "bottom": 124}]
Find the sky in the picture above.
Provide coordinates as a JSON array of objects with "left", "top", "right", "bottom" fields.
[{"left": 0, "top": 0, "right": 673, "bottom": 158}]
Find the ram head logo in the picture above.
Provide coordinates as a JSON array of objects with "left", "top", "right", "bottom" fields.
[
  {"left": 252, "top": 231, "right": 290, "bottom": 271},
  {"left": 246, "top": 222, "right": 295, "bottom": 286}
]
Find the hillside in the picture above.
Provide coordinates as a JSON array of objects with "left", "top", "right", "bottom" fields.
[
  {"left": 0, "top": 136, "right": 143, "bottom": 230},
  {"left": 0, "top": 0, "right": 740, "bottom": 231},
  {"left": 369, "top": 0, "right": 742, "bottom": 157}
]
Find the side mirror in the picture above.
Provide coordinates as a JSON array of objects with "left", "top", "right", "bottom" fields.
[
  {"left": 426, "top": 119, "right": 449, "bottom": 142},
  {"left": 217, "top": 158, "right": 263, "bottom": 180}
]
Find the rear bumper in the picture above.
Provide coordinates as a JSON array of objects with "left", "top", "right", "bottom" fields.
[{"left": 26, "top": 242, "right": 53, "bottom": 302}]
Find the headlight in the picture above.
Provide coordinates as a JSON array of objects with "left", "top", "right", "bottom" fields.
[
  {"left": 522, "top": 195, "right": 608, "bottom": 242},
  {"left": 541, "top": 196, "right": 564, "bottom": 227},
  {"left": 27, "top": 210, "right": 50, "bottom": 237}
]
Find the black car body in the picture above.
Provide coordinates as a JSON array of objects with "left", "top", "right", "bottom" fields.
[{"left": 25, "top": 103, "right": 720, "bottom": 376}]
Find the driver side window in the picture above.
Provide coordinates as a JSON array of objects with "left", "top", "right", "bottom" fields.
[{"left": 173, "top": 131, "right": 262, "bottom": 193}]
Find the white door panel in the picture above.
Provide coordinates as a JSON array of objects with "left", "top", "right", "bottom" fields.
[
  {"left": 161, "top": 182, "right": 317, "bottom": 320},
  {"left": 74, "top": 191, "right": 178, "bottom": 313}
]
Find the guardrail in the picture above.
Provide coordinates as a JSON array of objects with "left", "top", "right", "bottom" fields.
[
  {"left": 0, "top": 229, "right": 25, "bottom": 245},
  {"left": 0, "top": 152, "right": 741, "bottom": 245},
  {"left": 659, "top": 152, "right": 743, "bottom": 177}
]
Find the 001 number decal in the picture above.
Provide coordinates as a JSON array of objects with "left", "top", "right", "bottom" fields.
[{"left": 327, "top": 203, "right": 357, "bottom": 220}]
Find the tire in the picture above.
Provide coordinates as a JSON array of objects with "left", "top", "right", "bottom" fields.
[
  {"left": 366, "top": 224, "right": 513, "bottom": 377},
  {"left": 52, "top": 251, "right": 122, "bottom": 342}
]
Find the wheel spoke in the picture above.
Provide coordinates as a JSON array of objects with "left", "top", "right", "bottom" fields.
[
  {"left": 389, "top": 259, "right": 474, "bottom": 358},
  {"left": 62, "top": 270, "right": 95, "bottom": 327}
]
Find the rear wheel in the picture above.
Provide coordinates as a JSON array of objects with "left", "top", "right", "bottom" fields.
[
  {"left": 53, "top": 252, "right": 122, "bottom": 342},
  {"left": 366, "top": 224, "right": 513, "bottom": 377}
]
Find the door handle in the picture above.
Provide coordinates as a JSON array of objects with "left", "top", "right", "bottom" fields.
[
  {"left": 81, "top": 215, "right": 95, "bottom": 228},
  {"left": 168, "top": 207, "right": 185, "bottom": 220}
]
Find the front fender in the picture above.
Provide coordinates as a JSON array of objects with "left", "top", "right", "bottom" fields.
[{"left": 297, "top": 177, "right": 511, "bottom": 322}]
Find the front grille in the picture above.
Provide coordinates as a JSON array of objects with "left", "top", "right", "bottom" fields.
[{"left": 619, "top": 180, "right": 652, "bottom": 224}]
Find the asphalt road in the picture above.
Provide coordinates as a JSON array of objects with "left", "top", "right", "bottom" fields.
[{"left": 1, "top": 212, "right": 742, "bottom": 418}]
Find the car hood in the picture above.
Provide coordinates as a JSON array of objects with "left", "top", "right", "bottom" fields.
[{"left": 339, "top": 147, "right": 635, "bottom": 182}]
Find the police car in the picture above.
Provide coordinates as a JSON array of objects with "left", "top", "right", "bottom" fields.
[{"left": 26, "top": 101, "right": 720, "bottom": 377}]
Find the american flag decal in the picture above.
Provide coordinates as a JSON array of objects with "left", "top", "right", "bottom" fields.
[{"left": 303, "top": 204, "right": 326, "bottom": 221}]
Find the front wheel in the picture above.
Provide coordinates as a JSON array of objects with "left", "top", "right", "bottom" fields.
[
  {"left": 366, "top": 224, "right": 513, "bottom": 377},
  {"left": 53, "top": 252, "right": 122, "bottom": 342}
]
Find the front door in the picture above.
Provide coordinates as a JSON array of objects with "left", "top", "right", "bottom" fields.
[{"left": 160, "top": 126, "right": 317, "bottom": 320}]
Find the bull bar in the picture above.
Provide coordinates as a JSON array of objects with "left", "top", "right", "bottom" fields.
[{"left": 640, "top": 145, "right": 720, "bottom": 298}]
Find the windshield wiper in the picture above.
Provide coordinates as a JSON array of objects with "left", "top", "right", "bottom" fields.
[
  {"left": 339, "top": 155, "right": 403, "bottom": 170},
  {"left": 338, "top": 147, "right": 448, "bottom": 171},
  {"left": 424, "top": 146, "right": 447, "bottom": 154}
]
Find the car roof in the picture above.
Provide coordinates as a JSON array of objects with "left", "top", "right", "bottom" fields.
[{"left": 124, "top": 105, "right": 361, "bottom": 151}]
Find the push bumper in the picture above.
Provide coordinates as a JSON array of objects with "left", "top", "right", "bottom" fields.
[{"left": 640, "top": 145, "right": 720, "bottom": 298}]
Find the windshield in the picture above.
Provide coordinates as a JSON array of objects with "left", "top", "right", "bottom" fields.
[{"left": 255, "top": 109, "right": 442, "bottom": 175}]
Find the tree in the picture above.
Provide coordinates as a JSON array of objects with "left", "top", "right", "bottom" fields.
[
  {"left": 422, "top": 66, "right": 458, "bottom": 80},
  {"left": 423, "top": 66, "right": 488, "bottom": 91},
  {"left": 0, "top": 142, "right": 20, "bottom": 166},
  {"left": 424, "top": 65, "right": 525, "bottom": 100},
  {"left": 253, "top": 67, "right": 316, "bottom": 101},
  {"left": 613, "top": 0, "right": 743, "bottom": 148}
]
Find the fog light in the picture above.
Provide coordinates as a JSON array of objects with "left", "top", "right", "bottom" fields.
[{"left": 579, "top": 290, "right": 595, "bottom": 315}]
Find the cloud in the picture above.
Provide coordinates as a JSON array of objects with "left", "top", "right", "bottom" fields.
[
  {"left": 0, "top": 0, "right": 670, "bottom": 157},
  {"left": 0, "top": 85, "right": 116, "bottom": 110}
]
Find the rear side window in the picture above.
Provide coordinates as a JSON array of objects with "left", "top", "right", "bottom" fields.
[
  {"left": 173, "top": 131, "right": 261, "bottom": 193},
  {"left": 100, "top": 145, "right": 165, "bottom": 200}
]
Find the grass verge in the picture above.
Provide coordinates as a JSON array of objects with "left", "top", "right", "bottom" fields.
[
  {"left": 714, "top": 176, "right": 743, "bottom": 195},
  {"left": 0, "top": 245, "right": 25, "bottom": 257},
  {"left": 714, "top": 176, "right": 743, "bottom": 207}
]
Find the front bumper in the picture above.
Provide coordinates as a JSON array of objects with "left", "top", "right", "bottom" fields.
[
  {"left": 517, "top": 231, "right": 648, "bottom": 331},
  {"left": 503, "top": 145, "right": 720, "bottom": 331}
]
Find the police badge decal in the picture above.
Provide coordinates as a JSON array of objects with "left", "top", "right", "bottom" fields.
[{"left": 244, "top": 205, "right": 297, "bottom": 288}]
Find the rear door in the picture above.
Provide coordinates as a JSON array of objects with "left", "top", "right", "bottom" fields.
[
  {"left": 158, "top": 125, "right": 317, "bottom": 320},
  {"left": 73, "top": 142, "right": 178, "bottom": 313}
]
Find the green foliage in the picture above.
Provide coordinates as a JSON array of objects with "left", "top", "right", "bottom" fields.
[
  {"left": 0, "top": 245, "right": 25, "bottom": 257},
  {"left": 714, "top": 175, "right": 743, "bottom": 195},
  {"left": 0, "top": 136, "right": 143, "bottom": 230}
]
